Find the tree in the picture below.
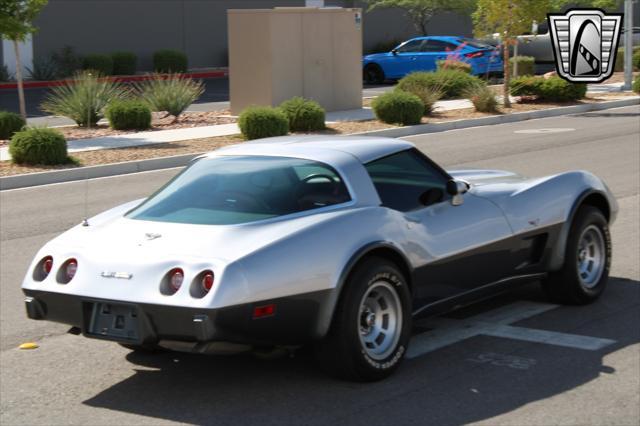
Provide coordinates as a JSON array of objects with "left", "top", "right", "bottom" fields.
[
  {"left": 473, "top": 0, "right": 550, "bottom": 107},
  {"left": 473, "top": 0, "right": 619, "bottom": 108},
  {"left": 364, "top": 0, "right": 476, "bottom": 36},
  {"left": 0, "top": 0, "right": 48, "bottom": 120}
]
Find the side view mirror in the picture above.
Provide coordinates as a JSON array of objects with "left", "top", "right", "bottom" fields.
[
  {"left": 446, "top": 179, "right": 469, "bottom": 206},
  {"left": 391, "top": 49, "right": 398, "bottom": 55}
]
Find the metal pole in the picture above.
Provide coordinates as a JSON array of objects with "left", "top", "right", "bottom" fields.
[
  {"left": 623, "top": 0, "right": 634, "bottom": 90},
  {"left": 513, "top": 38, "right": 518, "bottom": 77}
]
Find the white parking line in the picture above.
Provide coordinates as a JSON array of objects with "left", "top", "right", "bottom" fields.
[{"left": 407, "top": 301, "right": 616, "bottom": 358}]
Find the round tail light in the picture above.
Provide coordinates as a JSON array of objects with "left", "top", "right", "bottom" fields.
[
  {"left": 169, "top": 268, "right": 184, "bottom": 293},
  {"left": 201, "top": 271, "right": 214, "bottom": 293},
  {"left": 65, "top": 259, "right": 78, "bottom": 281},
  {"left": 42, "top": 256, "right": 53, "bottom": 276}
]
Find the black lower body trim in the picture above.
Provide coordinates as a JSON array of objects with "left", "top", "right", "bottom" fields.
[{"left": 22, "top": 289, "right": 333, "bottom": 346}]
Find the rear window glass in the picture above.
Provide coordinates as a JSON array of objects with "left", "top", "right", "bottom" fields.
[
  {"left": 126, "top": 156, "right": 351, "bottom": 225},
  {"left": 460, "top": 38, "right": 494, "bottom": 49}
]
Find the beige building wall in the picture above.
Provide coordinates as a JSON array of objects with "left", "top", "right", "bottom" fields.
[{"left": 228, "top": 7, "right": 362, "bottom": 114}]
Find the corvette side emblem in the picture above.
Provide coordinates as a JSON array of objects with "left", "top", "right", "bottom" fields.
[
  {"left": 145, "top": 232, "right": 162, "bottom": 241},
  {"left": 548, "top": 9, "right": 622, "bottom": 83}
]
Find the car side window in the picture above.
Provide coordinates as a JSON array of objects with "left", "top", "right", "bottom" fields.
[
  {"left": 365, "top": 149, "right": 449, "bottom": 212},
  {"left": 396, "top": 40, "right": 424, "bottom": 53},
  {"left": 422, "top": 40, "right": 458, "bottom": 52}
]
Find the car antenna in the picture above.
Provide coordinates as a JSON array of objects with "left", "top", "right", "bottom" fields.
[{"left": 82, "top": 169, "right": 89, "bottom": 227}]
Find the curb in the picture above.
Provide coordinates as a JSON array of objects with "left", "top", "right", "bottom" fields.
[
  {"left": 357, "top": 97, "right": 640, "bottom": 138},
  {"left": 0, "top": 70, "right": 228, "bottom": 90},
  {"left": 1, "top": 97, "right": 638, "bottom": 191}
]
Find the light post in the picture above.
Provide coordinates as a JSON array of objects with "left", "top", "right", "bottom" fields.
[{"left": 622, "top": 0, "right": 635, "bottom": 90}]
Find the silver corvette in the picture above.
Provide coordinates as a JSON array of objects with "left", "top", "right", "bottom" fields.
[{"left": 22, "top": 136, "right": 617, "bottom": 381}]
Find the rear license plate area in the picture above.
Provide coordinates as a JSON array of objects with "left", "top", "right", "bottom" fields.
[{"left": 87, "top": 302, "right": 140, "bottom": 342}]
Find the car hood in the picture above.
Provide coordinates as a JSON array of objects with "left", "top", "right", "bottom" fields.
[{"left": 363, "top": 52, "right": 393, "bottom": 61}]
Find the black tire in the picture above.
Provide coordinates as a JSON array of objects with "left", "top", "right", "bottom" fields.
[
  {"left": 542, "top": 206, "right": 611, "bottom": 304},
  {"left": 363, "top": 64, "right": 385, "bottom": 85},
  {"left": 316, "top": 257, "right": 412, "bottom": 381},
  {"left": 119, "top": 343, "right": 164, "bottom": 353}
]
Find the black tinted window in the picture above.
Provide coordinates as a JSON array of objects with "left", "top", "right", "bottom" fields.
[
  {"left": 396, "top": 40, "right": 424, "bottom": 53},
  {"left": 127, "top": 156, "right": 351, "bottom": 225},
  {"left": 422, "top": 40, "right": 457, "bottom": 52},
  {"left": 365, "top": 149, "right": 448, "bottom": 212}
]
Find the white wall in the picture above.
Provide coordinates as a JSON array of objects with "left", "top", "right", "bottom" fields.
[{"left": 2, "top": 36, "right": 34, "bottom": 77}]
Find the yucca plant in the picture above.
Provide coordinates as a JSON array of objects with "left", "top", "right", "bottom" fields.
[
  {"left": 41, "top": 71, "right": 126, "bottom": 127},
  {"left": 136, "top": 74, "right": 204, "bottom": 122},
  {"left": 465, "top": 85, "right": 498, "bottom": 113}
]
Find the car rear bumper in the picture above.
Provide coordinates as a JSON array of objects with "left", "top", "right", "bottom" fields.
[{"left": 23, "top": 288, "right": 333, "bottom": 346}]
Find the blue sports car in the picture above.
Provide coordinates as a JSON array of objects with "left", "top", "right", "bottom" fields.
[{"left": 363, "top": 36, "right": 503, "bottom": 84}]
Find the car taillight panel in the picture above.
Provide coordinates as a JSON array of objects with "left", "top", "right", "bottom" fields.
[
  {"left": 465, "top": 51, "right": 484, "bottom": 58},
  {"left": 65, "top": 259, "right": 78, "bottom": 281},
  {"left": 33, "top": 256, "right": 54, "bottom": 281}
]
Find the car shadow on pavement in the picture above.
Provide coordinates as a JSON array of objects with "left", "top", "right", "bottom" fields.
[{"left": 83, "top": 277, "right": 639, "bottom": 426}]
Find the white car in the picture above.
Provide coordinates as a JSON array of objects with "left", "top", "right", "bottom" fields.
[{"left": 22, "top": 136, "right": 617, "bottom": 381}]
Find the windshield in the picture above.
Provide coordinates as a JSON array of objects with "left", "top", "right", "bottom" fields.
[{"left": 126, "top": 156, "right": 351, "bottom": 225}]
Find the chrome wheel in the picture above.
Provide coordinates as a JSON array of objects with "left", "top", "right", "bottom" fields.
[
  {"left": 358, "top": 281, "right": 402, "bottom": 360},
  {"left": 576, "top": 224, "right": 606, "bottom": 289}
]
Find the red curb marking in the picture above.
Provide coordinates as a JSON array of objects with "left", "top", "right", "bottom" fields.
[{"left": 0, "top": 70, "right": 228, "bottom": 90}]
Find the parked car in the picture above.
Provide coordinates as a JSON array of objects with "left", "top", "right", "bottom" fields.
[
  {"left": 363, "top": 36, "right": 503, "bottom": 83},
  {"left": 22, "top": 136, "right": 616, "bottom": 381}
]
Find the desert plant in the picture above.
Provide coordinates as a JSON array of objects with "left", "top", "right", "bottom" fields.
[
  {"left": 238, "top": 106, "right": 289, "bottom": 140},
  {"left": 372, "top": 91, "right": 423, "bottom": 126},
  {"left": 395, "top": 78, "right": 443, "bottom": 115},
  {"left": 136, "top": 74, "right": 204, "bottom": 121},
  {"left": 614, "top": 46, "right": 640, "bottom": 72},
  {"left": 9, "top": 127, "right": 71, "bottom": 165},
  {"left": 436, "top": 59, "right": 472, "bottom": 74},
  {"left": 634, "top": 50, "right": 640, "bottom": 71},
  {"left": 0, "top": 64, "right": 11, "bottom": 82},
  {"left": 278, "top": 97, "right": 325, "bottom": 132},
  {"left": 51, "top": 46, "right": 82, "bottom": 78},
  {"left": 397, "top": 70, "right": 483, "bottom": 99},
  {"left": 0, "top": 111, "right": 26, "bottom": 139},
  {"left": 111, "top": 51, "right": 137, "bottom": 75},
  {"left": 27, "top": 58, "right": 58, "bottom": 81},
  {"left": 105, "top": 100, "right": 152, "bottom": 130},
  {"left": 82, "top": 54, "right": 113, "bottom": 76},
  {"left": 153, "top": 50, "right": 188, "bottom": 73},
  {"left": 633, "top": 77, "right": 640, "bottom": 94},
  {"left": 41, "top": 71, "right": 126, "bottom": 127},
  {"left": 509, "top": 56, "right": 535, "bottom": 76},
  {"left": 465, "top": 85, "right": 498, "bottom": 112}
]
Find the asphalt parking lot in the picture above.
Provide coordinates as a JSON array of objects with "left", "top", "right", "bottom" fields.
[{"left": 1, "top": 105, "right": 638, "bottom": 425}]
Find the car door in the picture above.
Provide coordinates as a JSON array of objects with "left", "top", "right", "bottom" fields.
[
  {"left": 386, "top": 39, "right": 427, "bottom": 77},
  {"left": 364, "top": 149, "right": 514, "bottom": 306},
  {"left": 419, "top": 39, "right": 455, "bottom": 71}
]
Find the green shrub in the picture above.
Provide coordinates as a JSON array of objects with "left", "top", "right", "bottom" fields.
[
  {"left": 397, "top": 70, "right": 483, "bottom": 99},
  {"left": 82, "top": 54, "right": 114, "bottom": 75},
  {"left": 0, "top": 64, "right": 12, "bottom": 82},
  {"left": 27, "top": 58, "right": 58, "bottom": 81},
  {"left": 465, "top": 85, "right": 498, "bottom": 112},
  {"left": 510, "top": 75, "right": 586, "bottom": 101},
  {"left": 510, "top": 75, "right": 544, "bottom": 97},
  {"left": 136, "top": 74, "right": 204, "bottom": 120},
  {"left": 509, "top": 56, "right": 535, "bottom": 76},
  {"left": 633, "top": 77, "right": 640, "bottom": 94},
  {"left": 41, "top": 71, "right": 125, "bottom": 127},
  {"left": 9, "top": 128, "right": 71, "bottom": 165},
  {"left": 153, "top": 50, "right": 188, "bottom": 73},
  {"left": 436, "top": 60, "right": 472, "bottom": 74},
  {"left": 278, "top": 97, "right": 325, "bottom": 132},
  {"left": 395, "top": 84, "right": 442, "bottom": 115},
  {"left": 111, "top": 51, "right": 137, "bottom": 75},
  {"left": 0, "top": 111, "right": 26, "bottom": 139},
  {"left": 539, "top": 77, "right": 587, "bottom": 101},
  {"left": 372, "top": 91, "right": 423, "bottom": 126},
  {"left": 105, "top": 100, "right": 152, "bottom": 130},
  {"left": 634, "top": 50, "right": 640, "bottom": 71},
  {"left": 51, "top": 46, "right": 82, "bottom": 78},
  {"left": 238, "top": 106, "right": 289, "bottom": 140}
]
